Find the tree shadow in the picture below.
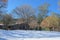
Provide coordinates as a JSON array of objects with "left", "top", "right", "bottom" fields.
[{"left": 0, "top": 38, "right": 7, "bottom": 40}]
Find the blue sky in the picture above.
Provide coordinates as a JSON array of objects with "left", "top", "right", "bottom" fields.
[{"left": 7, "top": 0, "right": 60, "bottom": 15}]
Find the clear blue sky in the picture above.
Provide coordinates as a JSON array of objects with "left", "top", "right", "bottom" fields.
[{"left": 7, "top": 0, "right": 60, "bottom": 15}]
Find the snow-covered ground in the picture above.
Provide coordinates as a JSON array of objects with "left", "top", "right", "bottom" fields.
[{"left": 0, "top": 30, "right": 60, "bottom": 40}]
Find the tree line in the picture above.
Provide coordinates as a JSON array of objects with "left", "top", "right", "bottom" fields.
[{"left": 0, "top": 3, "right": 60, "bottom": 31}]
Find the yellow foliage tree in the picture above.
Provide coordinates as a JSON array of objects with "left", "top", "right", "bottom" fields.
[{"left": 40, "top": 16, "right": 60, "bottom": 31}]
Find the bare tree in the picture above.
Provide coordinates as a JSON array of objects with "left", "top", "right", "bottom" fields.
[
  {"left": 13, "top": 5, "right": 35, "bottom": 23},
  {"left": 37, "top": 3, "right": 50, "bottom": 25},
  {"left": 2, "top": 14, "right": 14, "bottom": 29},
  {"left": 0, "top": 0, "right": 8, "bottom": 22},
  {"left": 36, "top": 3, "right": 50, "bottom": 30}
]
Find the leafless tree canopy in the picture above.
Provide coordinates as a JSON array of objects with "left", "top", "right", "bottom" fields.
[{"left": 13, "top": 5, "right": 35, "bottom": 23}]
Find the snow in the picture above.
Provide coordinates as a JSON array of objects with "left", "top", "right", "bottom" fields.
[{"left": 0, "top": 30, "right": 60, "bottom": 40}]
